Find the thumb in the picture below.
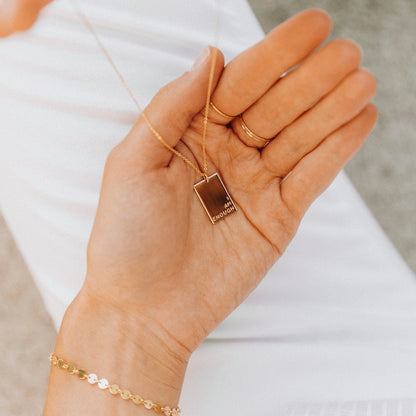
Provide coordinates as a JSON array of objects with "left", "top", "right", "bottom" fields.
[{"left": 121, "top": 46, "right": 224, "bottom": 171}]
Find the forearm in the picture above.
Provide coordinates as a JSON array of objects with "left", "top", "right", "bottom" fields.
[{"left": 43, "top": 288, "right": 189, "bottom": 416}]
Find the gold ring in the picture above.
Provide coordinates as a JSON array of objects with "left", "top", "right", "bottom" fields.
[
  {"left": 239, "top": 115, "right": 272, "bottom": 144},
  {"left": 209, "top": 101, "right": 235, "bottom": 120}
]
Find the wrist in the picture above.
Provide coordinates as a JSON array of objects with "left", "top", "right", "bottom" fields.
[{"left": 44, "top": 287, "right": 189, "bottom": 415}]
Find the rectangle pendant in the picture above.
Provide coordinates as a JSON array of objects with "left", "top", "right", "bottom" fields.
[{"left": 193, "top": 172, "right": 237, "bottom": 224}]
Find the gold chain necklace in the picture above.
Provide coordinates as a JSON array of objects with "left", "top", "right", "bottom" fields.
[{"left": 70, "top": 0, "right": 237, "bottom": 224}]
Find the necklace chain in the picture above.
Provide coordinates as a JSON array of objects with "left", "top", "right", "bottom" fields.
[{"left": 70, "top": 0, "right": 221, "bottom": 182}]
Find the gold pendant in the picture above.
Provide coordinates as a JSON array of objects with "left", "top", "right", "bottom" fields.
[{"left": 193, "top": 172, "right": 237, "bottom": 224}]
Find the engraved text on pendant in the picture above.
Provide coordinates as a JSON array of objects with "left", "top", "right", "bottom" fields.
[{"left": 193, "top": 172, "right": 237, "bottom": 224}]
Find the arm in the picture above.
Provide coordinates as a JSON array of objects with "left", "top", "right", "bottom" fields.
[
  {"left": 43, "top": 9, "right": 377, "bottom": 415},
  {"left": 43, "top": 291, "right": 186, "bottom": 416}
]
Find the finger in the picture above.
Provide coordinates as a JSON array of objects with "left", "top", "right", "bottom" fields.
[
  {"left": 281, "top": 103, "right": 378, "bottom": 219},
  {"left": 118, "top": 46, "right": 224, "bottom": 171},
  {"left": 230, "top": 114, "right": 274, "bottom": 148},
  {"left": 209, "top": 8, "right": 332, "bottom": 125},
  {"left": 234, "top": 39, "right": 362, "bottom": 147},
  {"left": 262, "top": 68, "right": 377, "bottom": 178}
]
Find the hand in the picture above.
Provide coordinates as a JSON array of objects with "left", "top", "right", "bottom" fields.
[
  {"left": 0, "top": 0, "right": 53, "bottom": 37},
  {"left": 81, "top": 9, "right": 377, "bottom": 363}
]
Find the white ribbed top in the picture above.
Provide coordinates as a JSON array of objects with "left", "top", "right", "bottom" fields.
[{"left": 283, "top": 398, "right": 415, "bottom": 415}]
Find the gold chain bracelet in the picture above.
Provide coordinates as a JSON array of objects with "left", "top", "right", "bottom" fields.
[{"left": 49, "top": 353, "right": 181, "bottom": 416}]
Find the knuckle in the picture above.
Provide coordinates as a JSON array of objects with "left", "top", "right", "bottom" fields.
[
  {"left": 157, "top": 73, "right": 188, "bottom": 98},
  {"left": 105, "top": 143, "right": 124, "bottom": 168},
  {"left": 156, "top": 82, "right": 172, "bottom": 97}
]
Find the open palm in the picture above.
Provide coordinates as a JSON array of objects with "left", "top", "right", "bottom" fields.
[{"left": 83, "top": 10, "right": 377, "bottom": 360}]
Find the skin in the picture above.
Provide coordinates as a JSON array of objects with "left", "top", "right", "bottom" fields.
[
  {"left": 0, "top": 0, "right": 53, "bottom": 37},
  {"left": 1, "top": 3, "right": 378, "bottom": 415}
]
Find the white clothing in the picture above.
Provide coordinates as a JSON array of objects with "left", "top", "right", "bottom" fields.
[{"left": 0, "top": 1, "right": 415, "bottom": 414}]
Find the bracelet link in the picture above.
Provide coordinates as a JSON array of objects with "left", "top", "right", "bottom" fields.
[{"left": 49, "top": 353, "right": 181, "bottom": 415}]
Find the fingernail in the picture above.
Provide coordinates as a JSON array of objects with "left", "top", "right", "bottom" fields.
[{"left": 191, "top": 46, "right": 210, "bottom": 70}]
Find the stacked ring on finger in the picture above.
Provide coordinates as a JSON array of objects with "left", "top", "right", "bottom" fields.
[
  {"left": 210, "top": 100, "right": 274, "bottom": 147},
  {"left": 238, "top": 115, "right": 274, "bottom": 146},
  {"left": 209, "top": 101, "right": 235, "bottom": 121},
  {"left": 210, "top": 99, "right": 275, "bottom": 147}
]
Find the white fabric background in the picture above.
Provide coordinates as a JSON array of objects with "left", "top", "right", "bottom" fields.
[{"left": 0, "top": 0, "right": 415, "bottom": 414}]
